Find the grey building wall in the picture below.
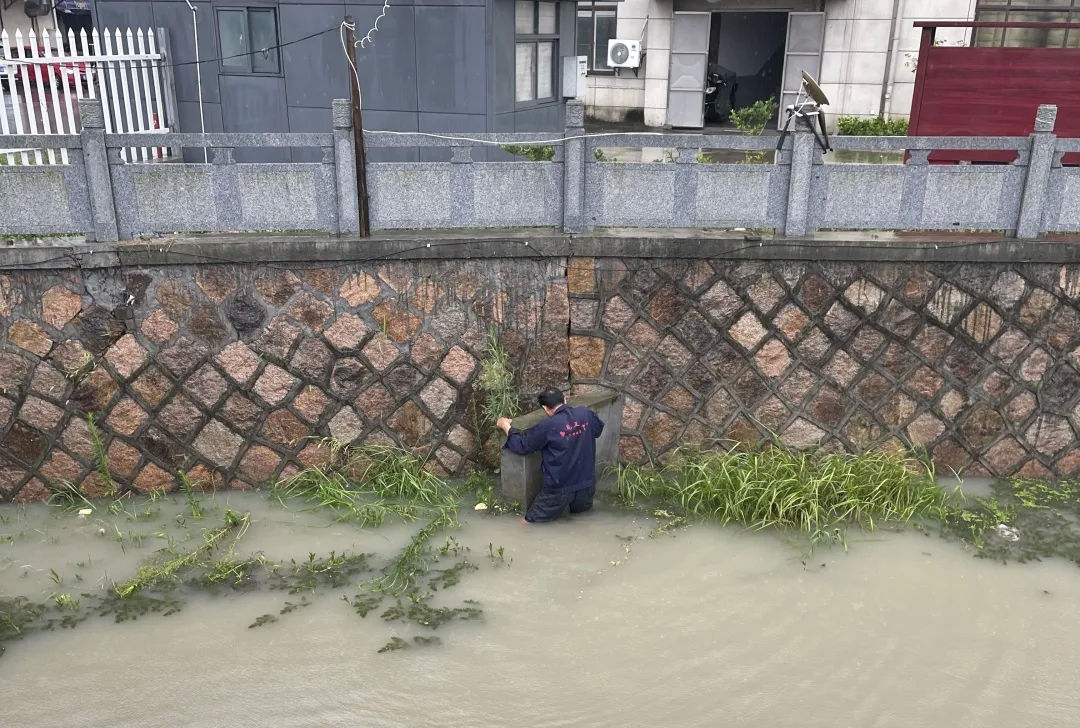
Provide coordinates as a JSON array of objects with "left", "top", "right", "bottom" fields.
[{"left": 88, "top": 0, "right": 574, "bottom": 161}]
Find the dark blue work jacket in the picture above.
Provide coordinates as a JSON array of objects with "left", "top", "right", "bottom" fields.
[{"left": 503, "top": 405, "right": 604, "bottom": 492}]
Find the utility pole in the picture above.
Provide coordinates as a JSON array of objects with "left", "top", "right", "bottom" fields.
[{"left": 344, "top": 16, "right": 370, "bottom": 237}]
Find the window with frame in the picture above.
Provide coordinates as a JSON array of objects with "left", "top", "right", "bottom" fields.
[
  {"left": 515, "top": 1, "right": 558, "bottom": 104},
  {"left": 973, "top": 0, "right": 1080, "bottom": 47},
  {"left": 217, "top": 7, "right": 281, "bottom": 73},
  {"left": 577, "top": 3, "right": 617, "bottom": 73}
]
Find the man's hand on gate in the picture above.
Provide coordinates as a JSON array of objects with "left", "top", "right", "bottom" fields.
[{"left": 496, "top": 417, "right": 513, "bottom": 435}]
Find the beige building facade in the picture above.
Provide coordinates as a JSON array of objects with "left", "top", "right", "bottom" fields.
[{"left": 576, "top": 0, "right": 979, "bottom": 129}]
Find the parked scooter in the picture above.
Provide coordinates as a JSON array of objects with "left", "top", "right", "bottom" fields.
[{"left": 704, "top": 65, "right": 738, "bottom": 123}]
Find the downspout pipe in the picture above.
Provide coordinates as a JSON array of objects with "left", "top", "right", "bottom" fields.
[
  {"left": 182, "top": 0, "right": 207, "bottom": 162},
  {"left": 879, "top": 0, "right": 903, "bottom": 118}
]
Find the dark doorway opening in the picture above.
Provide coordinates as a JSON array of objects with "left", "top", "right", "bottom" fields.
[{"left": 708, "top": 12, "right": 786, "bottom": 124}]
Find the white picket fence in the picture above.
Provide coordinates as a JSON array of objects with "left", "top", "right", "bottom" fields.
[{"left": 0, "top": 27, "right": 177, "bottom": 166}]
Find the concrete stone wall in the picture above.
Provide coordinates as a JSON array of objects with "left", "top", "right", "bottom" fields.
[
  {"left": 2, "top": 247, "right": 1080, "bottom": 503},
  {"left": 0, "top": 258, "right": 570, "bottom": 502},
  {"left": 568, "top": 256, "right": 1080, "bottom": 480}
]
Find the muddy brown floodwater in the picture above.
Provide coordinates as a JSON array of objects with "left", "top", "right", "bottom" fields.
[{"left": 2, "top": 492, "right": 1079, "bottom": 727}]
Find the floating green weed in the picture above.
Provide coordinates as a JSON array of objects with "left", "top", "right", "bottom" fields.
[
  {"left": 52, "top": 594, "right": 79, "bottom": 611},
  {"left": 942, "top": 477, "right": 1080, "bottom": 566},
  {"left": 368, "top": 510, "right": 458, "bottom": 596},
  {"left": 379, "top": 595, "right": 482, "bottom": 629},
  {"left": 249, "top": 614, "right": 278, "bottom": 628},
  {"left": 378, "top": 636, "right": 408, "bottom": 653},
  {"left": 428, "top": 560, "right": 478, "bottom": 591},
  {"left": 114, "top": 509, "right": 250, "bottom": 598},
  {"left": 269, "top": 552, "right": 372, "bottom": 594}
]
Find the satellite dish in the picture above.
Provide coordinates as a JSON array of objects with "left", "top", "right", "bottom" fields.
[
  {"left": 801, "top": 71, "right": 830, "bottom": 107},
  {"left": 775, "top": 71, "right": 833, "bottom": 154}
]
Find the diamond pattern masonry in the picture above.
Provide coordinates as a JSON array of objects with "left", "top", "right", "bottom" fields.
[
  {"left": 0, "top": 260, "right": 570, "bottom": 500},
  {"left": 569, "top": 259, "right": 1080, "bottom": 479},
  {"left": 1, "top": 257, "right": 1079, "bottom": 502}
]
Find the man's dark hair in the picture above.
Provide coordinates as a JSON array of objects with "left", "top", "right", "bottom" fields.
[{"left": 537, "top": 387, "right": 565, "bottom": 408}]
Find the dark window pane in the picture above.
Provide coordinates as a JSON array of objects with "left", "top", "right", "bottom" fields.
[
  {"left": 1003, "top": 10, "right": 1069, "bottom": 46},
  {"left": 249, "top": 9, "right": 280, "bottom": 72},
  {"left": 577, "top": 12, "right": 593, "bottom": 65},
  {"left": 219, "top": 9, "right": 248, "bottom": 68},
  {"left": 972, "top": 10, "right": 1006, "bottom": 46},
  {"left": 595, "top": 13, "right": 616, "bottom": 70}
]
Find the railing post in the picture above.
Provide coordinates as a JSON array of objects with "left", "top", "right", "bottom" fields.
[
  {"left": 784, "top": 118, "right": 815, "bottom": 237},
  {"left": 332, "top": 99, "right": 360, "bottom": 235},
  {"left": 78, "top": 99, "right": 118, "bottom": 242},
  {"left": 563, "top": 100, "right": 586, "bottom": 233},
  {"left": 1016, "top": 104, "right": 1057, "bottom": 240}
]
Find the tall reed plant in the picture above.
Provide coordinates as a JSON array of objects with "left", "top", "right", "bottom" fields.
[
  {"left": 616, "top": 446, "right": 952, "bottom": 541},
  {"left": 476, "top": 329, "right": 521, "bottom": 427}
]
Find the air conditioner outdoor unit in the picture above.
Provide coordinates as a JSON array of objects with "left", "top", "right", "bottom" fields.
[
  {"left": 607, "top": 39, "right": 641, "bottom": 69},
  {"left": 24, "top": 0, "right": 53, "bottom": 17}
]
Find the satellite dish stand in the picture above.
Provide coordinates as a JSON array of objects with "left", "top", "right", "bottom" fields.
[{"left": 776, "top": 71, "right": 832, "bottom": 154}]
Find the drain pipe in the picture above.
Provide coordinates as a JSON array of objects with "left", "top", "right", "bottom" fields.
[
  {"left": 878, "top": 0, "right": 903, "bottom": 118},
  {"left": 182, "top": 0, "right": 208, "bottom": 162}
]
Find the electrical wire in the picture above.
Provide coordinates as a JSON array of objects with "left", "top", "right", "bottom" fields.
[
  {"left": 341, "top": 20, "right": 362, "bottom": 109},
  {"left": 358, "top": 129, "right": 672, "bottom": 145},
  {"left": 357, "top": 0, "right": 391, "bottom": 49},
  {"left": 339, "top": 4, "right": 391, "bottom": 112}
]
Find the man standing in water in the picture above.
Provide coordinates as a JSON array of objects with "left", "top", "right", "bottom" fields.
[{"left": 497, "top": 387, "right": 604, "bottom": 523}]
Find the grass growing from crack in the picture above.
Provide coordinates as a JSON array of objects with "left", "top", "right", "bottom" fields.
[
  {"left": 274, "top": 443, "right": 455, "bottom": 526},
  {"left": 87, "top": 414, "right": 116, "bottom": 496},
  {"left": 46, "top": 480, "right": 94, "bottom": 512},
  {"left": 476, "top": 328, "right": 522, "bottom": 427},
  {"left": 178, "top": 471, "right": 205, "bottom": 519},
  {"left": 615, "top": 445, "right": 953, "bottom": 545}
]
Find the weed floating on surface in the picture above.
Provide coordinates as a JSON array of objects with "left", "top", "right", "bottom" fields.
[{"left": 1, "top": 443, "right": 513, "bottom": 658}]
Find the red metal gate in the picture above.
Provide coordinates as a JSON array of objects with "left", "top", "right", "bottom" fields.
[{"left": 908, "top": 21, "right": 1080, "bottom": 165}]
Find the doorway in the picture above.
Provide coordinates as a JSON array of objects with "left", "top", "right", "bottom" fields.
[{"left": 707, "top": 12, "right": 787, "bottom": 125}]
